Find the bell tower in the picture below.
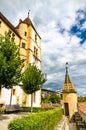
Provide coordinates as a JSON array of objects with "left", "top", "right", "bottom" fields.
[{"left": 62, "top": 62, "right": 77, "bottom": 119}]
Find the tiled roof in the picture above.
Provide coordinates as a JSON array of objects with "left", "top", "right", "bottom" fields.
[
  {"left": 64, "top": 74, "right": 71, "bottom": 83},
  {"left": 16, "top": 17, "right": 41, "bottom": 39},
  {"left": 0, "top": 12, "right": 21, "bottom": 38},
  {"left": 23, "top": 17, "right": 32, "bottom": 25},
  {"left": 78, "top": 102, "right": 86, "bottom": 115}
]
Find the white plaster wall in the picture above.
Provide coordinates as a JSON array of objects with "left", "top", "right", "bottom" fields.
[
  {"left": 33, "top": 90, "right": 41, "bottom": 107},
  {"left": 0, "top": 86, "right": 23, "bottom": 106},
  {"left": 0, "top": 88, "right": 11, "bottom": 105},
  {"left": 27, "top": 90, "right": 41, "bottom": 107},
  {"left": 15, "top": 86, "right": 23, "bottom": 106}
]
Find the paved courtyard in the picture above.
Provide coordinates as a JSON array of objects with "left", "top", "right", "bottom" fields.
[{"left": 0, "top": 112, "right": 28, "bottom": 130}]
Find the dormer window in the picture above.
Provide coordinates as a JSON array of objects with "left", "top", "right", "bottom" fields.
[{"left": 22, "top": 42, "right": 25, "bottom": 49}]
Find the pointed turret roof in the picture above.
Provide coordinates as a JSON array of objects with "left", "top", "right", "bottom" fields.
[
  {"left": 64, "top": 62, "right": 71, "bottom": 84},
  {"left": 16, "top": 12, "right": 41, "bottom": 39},
  {"left": 62, "top": 62, "right": 76, "bottom": 93}
]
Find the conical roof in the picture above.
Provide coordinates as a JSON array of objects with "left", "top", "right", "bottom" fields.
[
  {"left": 62, "top": 62, "right": 76, "bottom": 93},
  {"left": 16, "top": 13, "right": 41, "bottom": 39},
  {"left": 23, "top": 17, "right": 33, "bottom": 26},
  {"left": 64, "top": 74, "right": 71, "bottom": 84}
]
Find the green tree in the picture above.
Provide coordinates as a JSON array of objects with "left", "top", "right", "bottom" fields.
[
  {"left": 49, "top": 94, "right": 61, "bottom": 103},
  {"left": 21, "top": 64, "right": 46, "bottom": 112},
  {"left": 78, "top": 96, "right": 86, "bottom": 102},
  {"left": 42, "top": 93, "right": 61, "bottom": 103},
  {"left": 0, "top": 31, "right": 24, "bottom": 105}
]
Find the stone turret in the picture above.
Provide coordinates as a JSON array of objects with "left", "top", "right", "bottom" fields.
[{"left": 62, "top": 62, "right": 77, "bottom": 119}]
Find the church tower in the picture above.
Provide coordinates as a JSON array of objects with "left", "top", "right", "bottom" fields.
[{"left": 62, "top": 62, "right": 77, "bottom": 119}]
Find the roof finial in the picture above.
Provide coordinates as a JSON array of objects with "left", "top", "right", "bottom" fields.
[
  {"left": 28, "top": 10, "right": 30, "bottom": 17},
  {"left": 66, "top": 62, "right": 68, "bottom": 76}
]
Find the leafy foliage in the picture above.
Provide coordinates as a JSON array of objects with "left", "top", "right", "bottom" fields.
[
  {"left": 78, "top": 96, "right": 86, "bottom": 102},
  {"left": 0, "top": 31, "right": 24, "bottom": 89},
  {"left": 0, "top": 107, "right": 5, "bottom": 114},
  {"left": 49, "top": 94, "right": 61, "bottom": 103},
  {"left": 42, "top": 93, "right": 61, "bottom": 103},
  {"left": 21, "top": 64, "right": 46, "bottom": 94}
]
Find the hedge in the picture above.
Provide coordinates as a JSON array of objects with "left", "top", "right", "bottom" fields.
[
  {"left": 21, "top": 107, "right": 54, "bottom": 112},
  {"left": 5, "top": 106, "right": 54, "bottom": 114},
  {"left": 8, "top": 108, "right": 62, "bottom": 130}
]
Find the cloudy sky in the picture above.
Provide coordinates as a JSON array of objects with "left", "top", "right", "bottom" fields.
[{"left": 0, "top": 0, "right": 86, "bottom": 96}]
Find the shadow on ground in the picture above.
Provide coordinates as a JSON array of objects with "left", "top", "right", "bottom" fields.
[{"left": 0, "top": 115, "right": 9, "bottom": 120}]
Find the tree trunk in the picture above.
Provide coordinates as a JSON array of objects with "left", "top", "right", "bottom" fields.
[
  {"left": 31, "top": 93, "right": 33, "bottom": 113},
  {"left": 10, "top": 88, "right": 13, "bottom": 106}
]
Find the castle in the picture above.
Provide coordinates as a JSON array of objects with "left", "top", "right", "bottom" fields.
[{"left": 0, "top": 12, "right": 42, "bottom": 107}]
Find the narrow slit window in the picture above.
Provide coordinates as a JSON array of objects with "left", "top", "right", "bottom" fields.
[
  {"left": 24, "top": 31, "right": 27, "bottom": 36},
  {"left": 22, "top": 42, "right": 25, "bottom": 48},
  {"left": 0, "top": 21, "right": 1, "bottom": 27}
]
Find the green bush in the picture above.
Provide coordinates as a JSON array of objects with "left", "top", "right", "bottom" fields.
[
  {"left": 8, "top": 108, "right": 62, "bottom": 130},
  {"left": 0, "top": 107, "right": 5, "bottom": 114}
]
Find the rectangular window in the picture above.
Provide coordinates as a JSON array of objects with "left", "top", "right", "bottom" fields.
[
  {"left": 0, "top": 87, "right": 1, "bottom": 98},
  {"left": 33, "top": 56, "right": 38, "bottom": 64},
  {"left": 22, "top": 42, "right": 25, "bottom": 48},
  {"left": 0, "top": 21, "right": 1, "bottom": 27},
  {"left": 35, "top": 34, "right": 37, "bottom": 43},
  {"left": 13, "top": 89, "right": 16, "bottom": 96},
  {"left": 34, "top": 47, "right": 38, "bottom": 57},
  {"left": 12, "top": 33, "right": 15, "bottom": 37},
  {"left": 24, "top": 31, "right": 27, "bottom": 36}
]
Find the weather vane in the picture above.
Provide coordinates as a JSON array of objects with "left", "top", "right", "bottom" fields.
[
  {"left": 66, "top": 62, "right": 68, "bottom": 76},
  {"left": 28, "top": 10, "right": 30, "bottom": 17}
]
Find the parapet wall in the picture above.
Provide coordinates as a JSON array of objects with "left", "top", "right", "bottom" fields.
[{"left": 78, "top": 102, "right": 86, "bottom": 122}]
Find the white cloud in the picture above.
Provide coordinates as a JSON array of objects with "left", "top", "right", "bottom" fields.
[
  {"left": 0, "top": 0, "right": 86, "bottom": 95},
  {"left": 81, "top": 22, "right": 86, "bottom": 30}
]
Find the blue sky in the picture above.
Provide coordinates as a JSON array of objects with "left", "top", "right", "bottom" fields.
[{"left": 0, "top": 0, "right": 86, "bottom": 96}]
